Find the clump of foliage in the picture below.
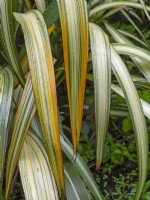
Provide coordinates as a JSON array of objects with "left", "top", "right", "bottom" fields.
[{"left": 0, "top": 0, "right": 150, "bottom": 200}]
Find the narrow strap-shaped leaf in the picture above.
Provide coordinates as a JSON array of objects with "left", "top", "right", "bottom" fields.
[
  {"left": 105, "top": 23, "right": 150, "bottom": 83},
  {"left": 127, "top": 8, "right": 143, "bottom": 24},
  {"left": 139, "top": 0, "right": 150, "bottom": 21},
  {"left": 0, "top": 0, "right": 25, "bottom": 86},
  {"left": 57, "top": 0, "right": 89, "bottom": 152},
  {"left": 30, "top": 111, "right": 103, "bottom": 200},
  {"left": 89, "top": 1, "right": 150, "bottom": 17},
  {"left": 64, "top": 159, "right": 91, "bottom": 200},
  {"left": 89, "top": 23, "right": 111, "bottom": 169},
  {"left": 60, "top": 134, "right": 104, "bottom": 200},
  {"left": 113, "top": 43, "right": 150, "bottom": 62},
  {"left": 120, "top": 9, "right": 145, "bottom": 41},
  {"left": 6, "top": 74, "right": 36, "bottom": 198},
  {"left": 43, "top": 1, "right": 59, "bottom": 29},
  {"left": 14, "top": 10, "right": 65, "bottom": 198},
  {"left": 111, "top": 46, "right": 148, "bottom": 200},
  {"left": 34, "top": 0, "right": 46, "bottom": 13},
  {"left": 101, "top": 8, "right": 123, "bottom": 19},
  {"left": 117, "top": 29, "right": 147, "bottom": 47},
  {"left": 30, "top": 113, "right": 43, "bottom": 138},
  {"left": 19, "top": 130, "right": 59, "bottom": 200},
  {"left": 111, "top": 84, "right": 150, "bottom": 120},
  {"left": 0, "top": 67, "right": 13, "bottom": 193}
]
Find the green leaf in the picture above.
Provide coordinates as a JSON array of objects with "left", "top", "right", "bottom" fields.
[
  {"left": 89, "top": 23, "right": 111, "bottom": 169},
  {"left": 122, "top": 116, "right": 132, "bottom": 133},
  {"left": 64, "top": 159, "right": 91, "bottom": 200},
  {"left": 57, "top": 0, "right": 89, "bottom": 152},
  {"left": 0, "top": 67, "right": 13, "bottom": 193},
  {"left": 43, "top": 1, "right": 59, "bottom": 28},
  {"left": 19, "top": 129, "right": 59, "bottom": 200},
  {"left": 6, "top": 74, "right": 36, "bottom": 198},
  {"left": 60, "top": 134, "right": 104, "bottom": 200},
  {"left": 14, "top": 10, "right": 65, "bottom": 198}
]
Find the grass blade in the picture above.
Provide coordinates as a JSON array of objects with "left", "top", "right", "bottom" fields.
[
  {"left": 19, "top": 130, "right": 59, "bottom": 200},
  {"left": 0, "top": 67, "right": 13, "bottom": 193},
  {"left": 6, "top": 74, "right": 36, "bottom": 198},
  {"left": 111, "top": 46, "right": 148, "bottom": 200},
  {"left": 57, "top": 0, "right": 89, "bottom": 152},
  {"left": 89, "top": 23, "right": 111, "bottom": 169},
  {"left": 14, "top": 10, "right": 65, "bottom": 198}
]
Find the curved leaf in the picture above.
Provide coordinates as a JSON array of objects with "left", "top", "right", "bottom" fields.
[
  {"left": 6, "top": 74, "right": 36, "bottom": 198},
  {"left": 120, "top": 9, "right": 145, "bottom": 41},
  {"left": 0, "top": 67, "right": 13, "bottom": 193},
  {"left": 64, "top": 159, "right": 90, "bottom": 200},
  {"left": 89, "top": 1, "right": 150, "bottom": 17},
  {"left": 60, "top": 134, "right": 103, "bottom": 200},
  {"left": 111, "top": 84, "right": 150, "bottom": 120},
  {"left": 89, "top": 23, "right": 111, "bottom": 169},
  {"left": 19, "top": 130, "right": 59, "bottom": 200},
  {"left": 14, "top": 10, "right": 65, "bottom": 198},
  {"left": 113, "top": 43, "right": 150, "bottom": 62},
  {"left": 57, "top": 0, "right": 89, "bottom": 152},
  {"left": 34, "top": 0, "right": 46, "bottom": 13},
  {"left": 105, "top": 23, "right": 150, "bottom": 83},
  {"left": 0, "top": 0, "right": 25, "bottom": 86},
  {"left": 117, "top": 29, "right": 147, "bottom": 47},
  {"left": 111, "top": 46, "right": 148, "bottom": 200}
]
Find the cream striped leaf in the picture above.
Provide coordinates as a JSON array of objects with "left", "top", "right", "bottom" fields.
[
  {"left": 60, "top": 134, "right": 104, "bottom": 200},
  {"left": 89, "top": 23, "right": 111, "bottom": 169},
  {"left": 105, "top": 23, "right": 150, "bottom": 83},
  {"left": 6, "top": 74, "right": 36, "bottom": 198},
  {"left": 111, "top": 46, "right": 148, "bottom": 200},
  {"left": 14, "top": 10, "right": 65, "bottom": 198},
  {"left": 0, "top": 67, "right": 13, "bottom": 193},
  {"left": 34, "top": 0, "right": 46, "bottom": 13},
  {"left": 111, "top": 84, "right": 150, "bottom": 120},
  {"left": 64, "top": 160, "right": 91, "bottom": 200},
  {"left": 89, "top": 1, "right": 150, "bottom": 17},
  {"left": 0, "top": 0, "right": 25, "bottom": 86},
  {"left": 57, "top": 0, "right": 89, "bottom": 152},
  {"left": 19, "top": 130, "right": 59, "bottom": 200}
]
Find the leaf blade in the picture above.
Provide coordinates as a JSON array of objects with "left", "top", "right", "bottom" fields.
[
  {"left": 19, "top": 130, "right": 59, "bottom": 200},
  {"left": 89, "top": 23, "right": 111, "bottom": 169},
  {"left": 57, "top": 0, "right": 89, "bottom": 152},
  {"left": 14, "top": 10, "right": 65, "bottom": 198},
  {"left": 0, "top": 67, "right": 13, "bottom": 193},
  {"left": 111, "top": 46, "right": 148, "bottom": 200}
]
